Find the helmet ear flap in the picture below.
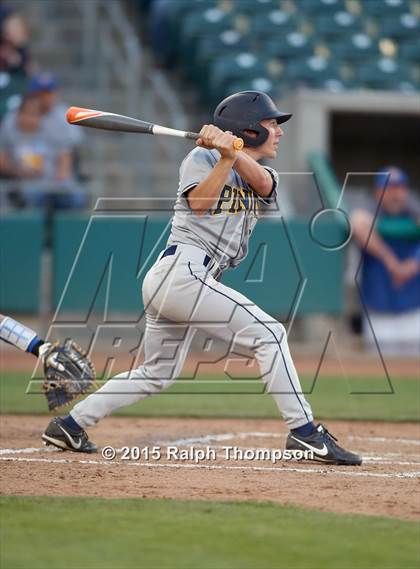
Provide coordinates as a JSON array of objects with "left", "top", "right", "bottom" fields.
[
  {"left": 241, "top": 122, "right": 269, "bottom": 148},
  {"left": 213, "top": 116, "right": 269, "bottom": 147}
]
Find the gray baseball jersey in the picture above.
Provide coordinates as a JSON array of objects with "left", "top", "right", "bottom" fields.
[{"left": 167, "top": 147, "right": 279, "bottom": 272}]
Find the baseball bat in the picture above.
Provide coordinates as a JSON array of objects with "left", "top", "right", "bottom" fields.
[{"left": 66, "top": 107, "right": 244, "bottom": 150}]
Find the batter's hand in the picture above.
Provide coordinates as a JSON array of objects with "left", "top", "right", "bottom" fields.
[{"left": 196, "top": 125, "right": 238, "bottom": 160}]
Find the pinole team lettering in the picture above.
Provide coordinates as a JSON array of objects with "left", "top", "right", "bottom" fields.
[{"left": 212, "top": 185, "right": 258, "bottom": 215}]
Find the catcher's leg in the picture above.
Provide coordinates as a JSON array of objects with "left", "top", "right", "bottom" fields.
[{"left": 71, "top": 316, "right": 195, "bottom": 428}]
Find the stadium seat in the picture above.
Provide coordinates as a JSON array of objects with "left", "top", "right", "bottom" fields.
[
  {"left": 315, "top": 11, "right": 363, "bottom": 37},
  {"left": 178, "top": 8, "right": 240, "bottom": 72},
  {"left": 286, "top": 56, "right": 343, "bottom": 84},
  {"left": 264, "top": 32, "right": 314, "bottom": 60},
  {"left": 298, "top": 0, "right": 346, "bottom": 14},
  {"left": 149, "top": 0, "right": 218, "bottom": 65},
  {"left": 225, "top": 77, "right": 283, "bottom": 100},
  {"left": 180, "top": 7, "right": 236, "bottom": 57},
  {"left": 167, "top": 0, "right": 218, "bottom": 24},
  {"left": 145, "top": 0, "right": 420, "bottom": 98},
  {"left": 356, "top": 57, "right": 416, "bottom": 89},
  {"left": 206, "top": 53, "right": 266, "bottom": 102},
  {"left": 251, "top": 9, "right": 298, "bottom": 36},
  {"left": 222, "top": 0, "right": 279, "bottom": 15},
  {"left": 190, "top": 31, "right": 252, "bottom": 82},
  {"left": 360, "top": 79, "right": 419, "bottom": 93},
  {"left": 309, "top": 77, "right": 356, "bottom": 91},
  {"left": 399, "top": 40, "right": 420, "bottom": 61},
  {"left": 166, "top": 3, "right": 220, "bottom": 44},
  {"left": 380, "top": 13, "right": 420, "bottom": 38},
  {"left": 207, "top": 53, "right": 284, "bottom": 103},
  {"left": 361, "top": 0, "right": 409, "bottom": 16},
  {"left": 328, "top": 33, "right": 380, "bottom": 61}
]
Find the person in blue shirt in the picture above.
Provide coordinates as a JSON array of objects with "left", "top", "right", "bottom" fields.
[
  {"left": 0, "top": 93, "right": 86, "bottom": 209},
  {"left": 351, "top": 167, "right": 420, "bottom": 355}
]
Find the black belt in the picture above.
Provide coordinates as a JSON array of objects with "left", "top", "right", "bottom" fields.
[{"left": 161, "top": 244, "right": 211, "bottom": 267}]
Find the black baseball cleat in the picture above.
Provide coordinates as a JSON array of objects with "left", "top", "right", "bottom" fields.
[
  {"left": 286, "top": 424, "right": 362, "bottom": 466},
  {"left": 42, "top": 417, "right": 97, "bottom": 453}
]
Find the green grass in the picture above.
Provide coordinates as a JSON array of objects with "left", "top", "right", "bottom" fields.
[
  {"left": 1, "top": 372, "right": 419, "bottom": 421},
  {"left": 1, "top": 497, "right": 418, "bottom": 569}
]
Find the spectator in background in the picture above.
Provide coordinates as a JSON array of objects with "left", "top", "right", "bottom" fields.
[
  {"left": 0, "top": 2, "right": 31, "bottom": 74},
  {"left": 1, "top": 72, "right": 83, "bottom": 149},
  {"left": 28, "top": 72, "right": 83, "bottom": 149},
  {"left": 0, "top": 93, "right": 86, "bottom": 209},
  {"left": 351, "top": 167, "right": 420, "bottom": 356}
]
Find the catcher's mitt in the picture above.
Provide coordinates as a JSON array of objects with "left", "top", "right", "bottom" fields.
[{"left": 40, "top": 340, "right": 96, "bottom": 411}]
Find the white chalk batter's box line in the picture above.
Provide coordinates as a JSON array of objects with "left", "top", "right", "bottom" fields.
[
  {"left": 1, "top": 431, "right": 419, "bottom": 477},
  {"left": 0, "top": 445, "right": 417, "bottom": 462},
  {"left": 1, "top": 455, "right": 419, "bottom": 479},
  {"left": 160, "top": 432, "right": 420, "bottom": 446},
  {"left": 187, "top": 446, "right": 420, "bottom": 466},
  {"left": 156, "top": 442, "right": 420, "bottom": 467},
  {"left": 157, "top": 432, "right": 420, "bottom": 464},
  {"left": 1, "top": 446, "right": 418, "bottom": 467}
]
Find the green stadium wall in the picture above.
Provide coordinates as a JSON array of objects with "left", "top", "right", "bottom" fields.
[
  {"left": 1, "top": 213, "right": 345, "bottom": 316},
  {"left": 0, "top": 213, "right": 44, "bottom": 313}
]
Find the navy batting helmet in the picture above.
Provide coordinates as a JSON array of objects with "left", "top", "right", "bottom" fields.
[{"left": 213, "top": 91, "right": 292, "bottom": 148}]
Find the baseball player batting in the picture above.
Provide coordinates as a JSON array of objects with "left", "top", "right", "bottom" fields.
[{"left": 42, "top": 91, "right": 362, "bottom": 465}]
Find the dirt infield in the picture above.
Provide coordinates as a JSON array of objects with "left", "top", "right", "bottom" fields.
[{"left": 1, "top": 415, "right": 418, "bottom": 521}]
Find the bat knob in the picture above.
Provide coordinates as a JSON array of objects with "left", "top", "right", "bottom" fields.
[{"left": 233, "top": 138, "right": 244, "bottom": 151}]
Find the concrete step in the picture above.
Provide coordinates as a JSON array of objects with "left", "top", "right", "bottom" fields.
[
  {"left": 31, "top": 23, "right": 83, "bottom": 45},
  {"left": 31, "top": 45, "right": 83, "bottom": 68},
  {"left": 25, "top": 0, "right": 81, "bottom": 20}
]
